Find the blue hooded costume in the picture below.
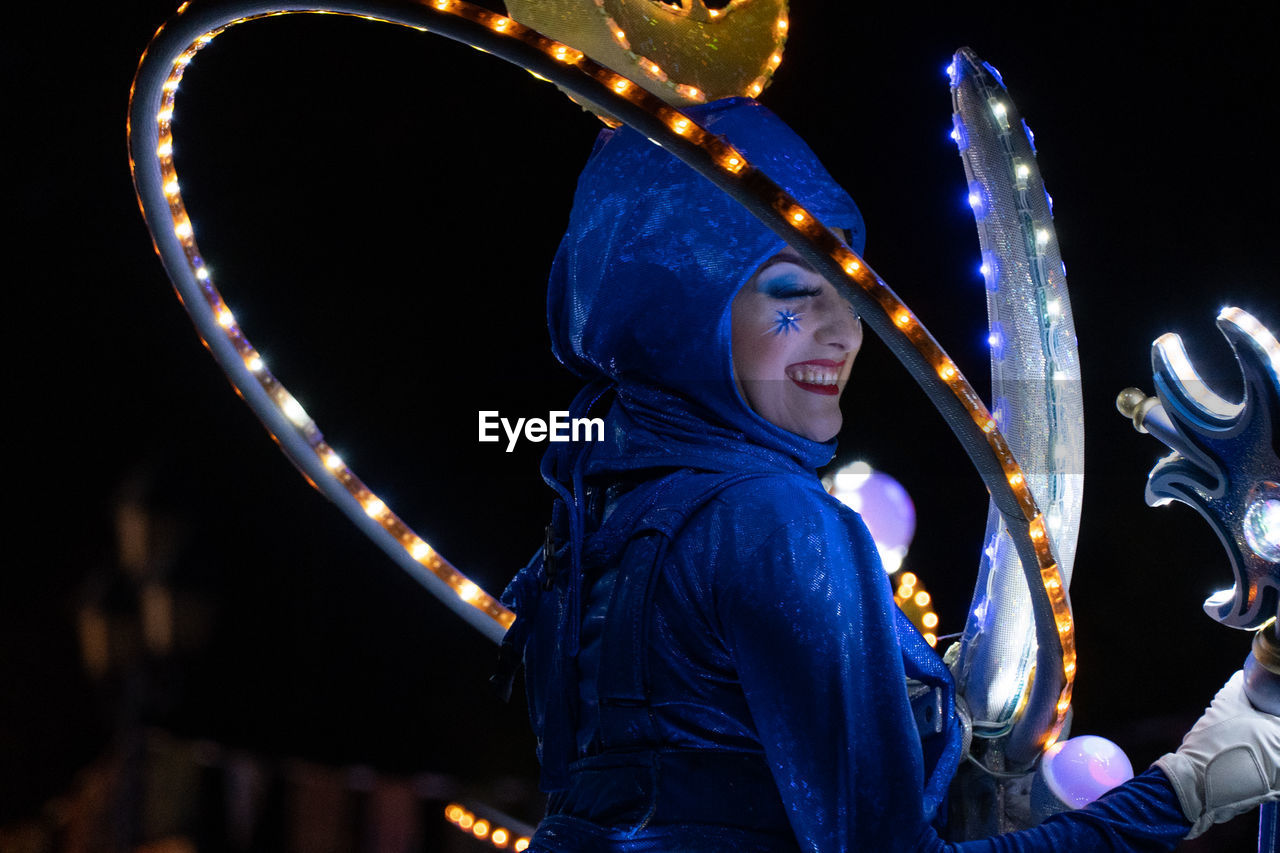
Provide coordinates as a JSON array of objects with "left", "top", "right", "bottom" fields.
[{"left": 501, "top": 99, "right": 1189, "bottom": 851}]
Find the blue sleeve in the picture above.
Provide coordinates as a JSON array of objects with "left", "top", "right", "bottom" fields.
[
  {"left": 717, "top": 513, "right": 1190, "bottom": 852},
  {"left": 939, "top": 768, "right": 1189, "bottom": 853}
]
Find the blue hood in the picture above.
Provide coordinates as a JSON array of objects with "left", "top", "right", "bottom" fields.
[{"left": 548, "top": 98, "right": 865, "bottom": 476}]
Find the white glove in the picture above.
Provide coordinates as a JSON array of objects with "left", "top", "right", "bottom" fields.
[{"left": 1155, "top": 670, "right": 1280, "bottom": 838}]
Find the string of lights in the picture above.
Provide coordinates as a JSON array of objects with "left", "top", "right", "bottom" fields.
[
  {"left": 444, "top": 802, "right": 532, "bottom": 850},
  {"left": 129, "top": 0, "right": 1073, "bottom": 757}
]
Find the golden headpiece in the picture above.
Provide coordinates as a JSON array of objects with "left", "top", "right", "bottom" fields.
[{"left": 503, "top": 0, "right": 789, "bottom": 108}]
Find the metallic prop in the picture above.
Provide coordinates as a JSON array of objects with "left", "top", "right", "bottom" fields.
[
  {"left": 946, "top": 48, "right": 1085, "bottom": 771},
  {"left": 1117, "top": 306, "right": 1280, "bottom": 852},
  {"left": 1117, "top": 307, "right": 1279, "bottom": 630}
]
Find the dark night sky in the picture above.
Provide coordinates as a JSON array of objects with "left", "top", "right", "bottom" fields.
[{"left": 6, "top": 0, "right": 1278, "bottom": 842}]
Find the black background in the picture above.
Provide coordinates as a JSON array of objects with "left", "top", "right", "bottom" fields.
[{"left": 6, "top": 1, "right": 1277, "bottom": 845}]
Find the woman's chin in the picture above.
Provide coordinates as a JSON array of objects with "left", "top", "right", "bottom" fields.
[
  {"left": 793, "top": 412, "right": 843, "bottom": 443},
  {"left": 750, "top": 389, "right": 844, "bottom": 442}
]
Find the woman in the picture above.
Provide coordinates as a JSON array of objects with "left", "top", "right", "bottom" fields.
[{"left": 499, "top": 97, "right": 1277, "bottom": 851}]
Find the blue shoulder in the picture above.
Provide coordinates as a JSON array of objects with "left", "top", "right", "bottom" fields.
[{"left": 682, "top": 472, "right": 878, "bottom": 572}]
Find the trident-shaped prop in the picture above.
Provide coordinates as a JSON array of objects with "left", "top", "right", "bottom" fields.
[{"left": 1117, "top": 306, "right": 1280, "bottom": 850}]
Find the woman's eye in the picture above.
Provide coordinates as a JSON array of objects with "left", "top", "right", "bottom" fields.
[{"left": 765, "top": 282, "right": 821, "bottom": 300}]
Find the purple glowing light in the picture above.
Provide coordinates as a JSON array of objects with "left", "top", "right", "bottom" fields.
[
  {"left": 1041, "top": 735, "right": 1134, "bottom": 808},
  {"left": 829, "top": 463, "right": 916, "bottom": 570}
]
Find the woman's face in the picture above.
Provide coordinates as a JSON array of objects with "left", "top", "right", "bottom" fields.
[{"left": 731, "top": 249, "right": 862, "bottom": 442}]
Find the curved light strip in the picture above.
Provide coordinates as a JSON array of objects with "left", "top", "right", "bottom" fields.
[{"left": 129, "top": 0, "right": 1071, "bottom": 757}]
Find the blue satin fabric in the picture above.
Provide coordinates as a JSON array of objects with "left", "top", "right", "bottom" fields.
[{"left": 501, "top": 99, "right": 1190, "bottom": 851}]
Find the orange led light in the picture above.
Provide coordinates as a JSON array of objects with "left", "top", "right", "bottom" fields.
[
  {"left": 674, "top": 84, "right": 703, "bottom": 102},
  {"left": 611, "top": 32, "right": 629, "bottom": 49},
  {"left": 551, "top": 44, "right": 581, "bottom": 63},
  {"left": 638, "top": 58, "right": 667, "bottom": 81}
]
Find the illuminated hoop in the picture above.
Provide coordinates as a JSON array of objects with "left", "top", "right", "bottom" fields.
[{"left": 129, "top": 0, "right": 1073, "bottom": 754}]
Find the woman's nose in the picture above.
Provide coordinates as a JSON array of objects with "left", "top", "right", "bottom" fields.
[{"left": 814, "top": 296, "right": 861, "bottom": 350}]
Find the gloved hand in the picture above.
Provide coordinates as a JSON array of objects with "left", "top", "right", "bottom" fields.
[{"left": 1155, "top": 670, "right": 1280, "bottom": 838}]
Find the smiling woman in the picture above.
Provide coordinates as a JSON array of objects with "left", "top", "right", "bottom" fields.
[{"left": 731, "top": 249, "right": 862, "bottom": 441}]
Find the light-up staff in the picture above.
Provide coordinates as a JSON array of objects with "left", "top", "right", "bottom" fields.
[
  {"left": 945, "top": 48, "right": 1085, "bottom": 777},
  {"left": 129, "top": 0, "right": 1074, "bottom": 768},
  {"left": 1117, "top": 307, "right": 1280, "bottom": 851}
]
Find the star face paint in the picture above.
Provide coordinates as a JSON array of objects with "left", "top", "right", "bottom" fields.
[
  {"left": 771, "top": 309, "right": 803, "bottom": 336},
  {"left": 731, "top": 249, "right": 862, "bottom": 442}
]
